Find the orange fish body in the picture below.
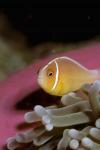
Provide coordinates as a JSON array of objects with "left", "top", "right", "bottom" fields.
[{"left": 38, "top": 57, "right": 100, "bottom": 96}]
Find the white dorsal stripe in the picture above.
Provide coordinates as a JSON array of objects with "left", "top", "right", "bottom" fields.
[
  {"left": 42, "top": 56, "right": 88, "bottom": 73},
  {"left": 52, "top": 61, "right": 59, "bottom": 90}
]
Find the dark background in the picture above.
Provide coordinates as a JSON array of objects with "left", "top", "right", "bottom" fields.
[{"left": 1, "top": 3, "right": 100, "bottom": 46}]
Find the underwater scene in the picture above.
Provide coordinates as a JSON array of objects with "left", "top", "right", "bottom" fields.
[{"left": 0, "top": 5, "right": 100, "bottom": 150}]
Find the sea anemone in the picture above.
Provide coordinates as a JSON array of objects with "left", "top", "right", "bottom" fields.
[{"left": 7, "top": 80, "right": 100, "bottom": 150}]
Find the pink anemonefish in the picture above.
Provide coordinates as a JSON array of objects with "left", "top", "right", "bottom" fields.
[{"left": 38, "top": 57, "right": 100, "bottom": 96}]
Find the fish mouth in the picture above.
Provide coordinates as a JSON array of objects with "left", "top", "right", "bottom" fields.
[
  {"left": 37, "top": 74, "right": 48, "bottom": 93},
  {"left": 37, "top": 76, "right": 43, "bottom": 86}
]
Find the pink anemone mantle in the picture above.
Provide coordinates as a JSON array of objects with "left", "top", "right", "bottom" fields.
[{"left": 0, "top": 43, "right": 100, "bottom": 149}]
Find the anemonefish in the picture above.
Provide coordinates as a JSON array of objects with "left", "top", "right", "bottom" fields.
[{"left": 37, "top": 57, "right": 100, "bottom": 96}]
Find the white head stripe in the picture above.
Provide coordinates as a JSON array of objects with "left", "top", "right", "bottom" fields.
[{"left": 52, "top": 61, "right": 59, "bottom": 90}]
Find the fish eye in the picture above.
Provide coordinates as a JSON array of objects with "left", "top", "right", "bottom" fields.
[
  {"left": 48, "top": 72, "right": 53, "bottom": 76},
  {"left": 47, "top": 70, "right": 54, "bottom": 77}
]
